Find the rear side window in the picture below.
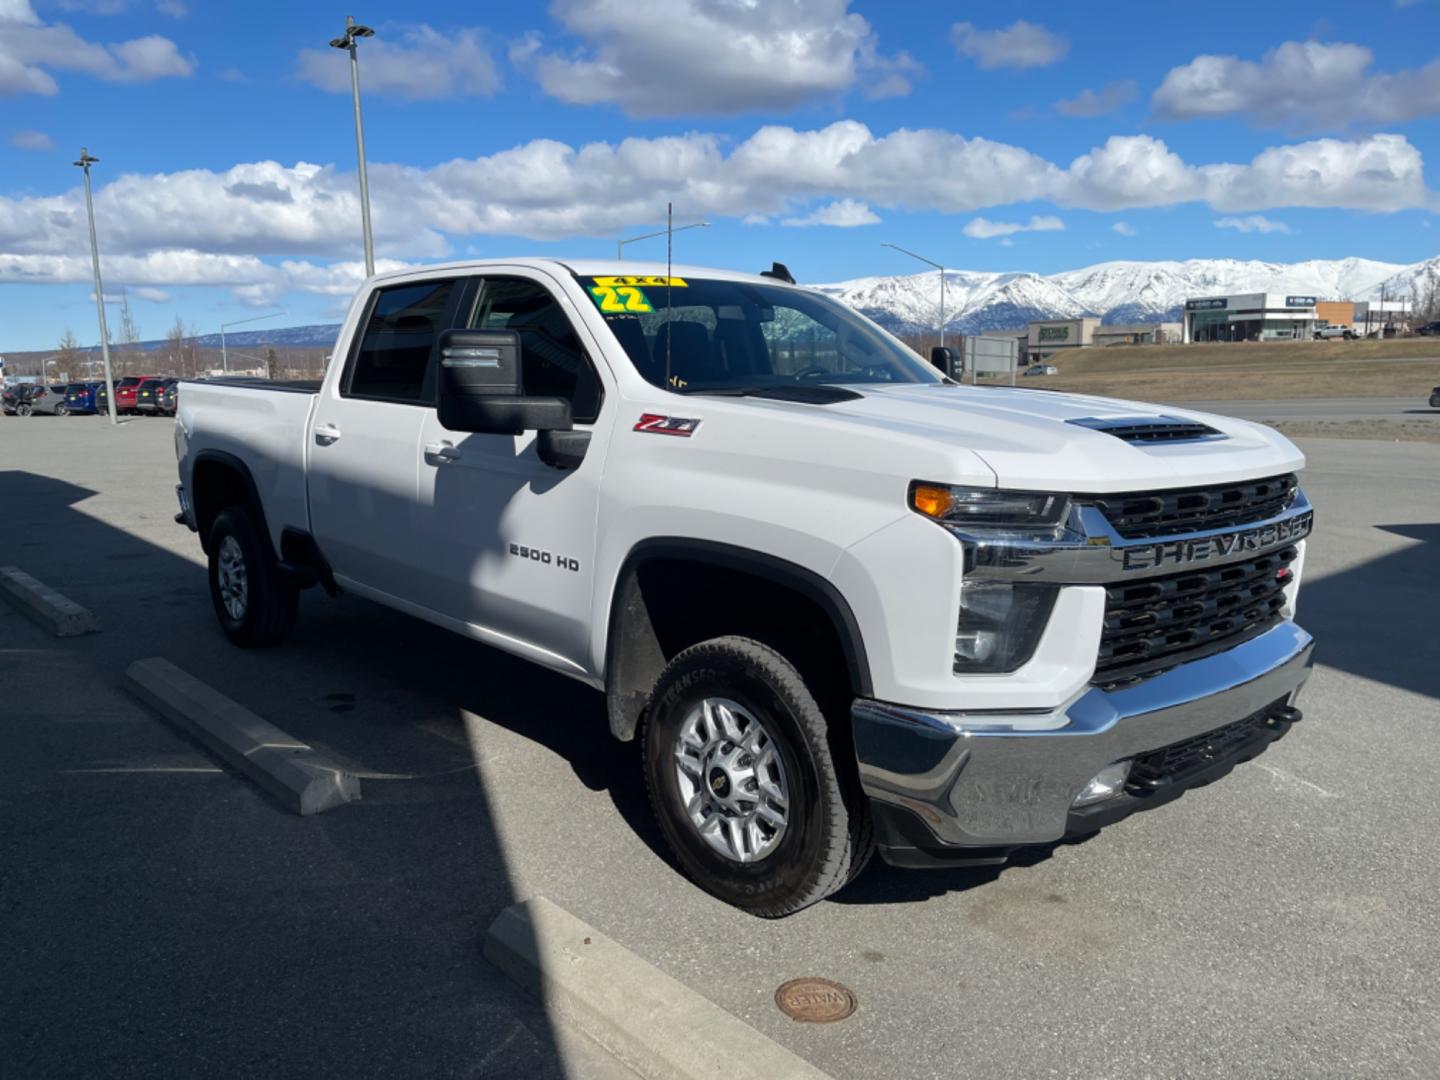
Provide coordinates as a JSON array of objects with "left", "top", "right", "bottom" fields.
[
  {"left": 469, "top": 277, "right": 602, "bottom": 423},
  {"left": 346, "top": 279, "right": 460, "bottom": 404}
]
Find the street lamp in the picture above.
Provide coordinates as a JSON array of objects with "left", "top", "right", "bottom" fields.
[
  {"left": 220, "top": 311, "right": 286, "bottom": 374},
  {"left": 329, "top": 15, "right": 376, "bottom": 277},
  {"left": 617, "top": 221, "right": 710, "bottom": 260},
  {"left": 73, "top": 148, "right": 118, "bottom": 424},
  {"left": 881, "top": 242, "right": 947, "bottom": 349}
]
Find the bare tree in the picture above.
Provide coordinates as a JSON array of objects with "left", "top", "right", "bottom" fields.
[
  {"left": 166, "top": 316, "right": 187, "bottom": 377},
  {"left": 57, "top": 327, "right": 81, "bottom": 368},
  {"left": 117, "top": 293, "right": 141, "bottom": 375}
]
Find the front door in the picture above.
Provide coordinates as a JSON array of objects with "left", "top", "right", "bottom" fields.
[{"left": 413, "top": 270, "right": 611, "bottom": 674}]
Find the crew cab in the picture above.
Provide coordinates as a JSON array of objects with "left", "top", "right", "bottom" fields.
[{"left": 174, "top": 259, "right": 1316, "bottom": 916}]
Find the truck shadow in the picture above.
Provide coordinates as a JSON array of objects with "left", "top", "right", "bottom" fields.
[
  {"left": 1299, "top": 523, "right": 1440, "bottom": 702},
  {"left": 0, "top": 468, "right": 580, "bottom": 1079}
]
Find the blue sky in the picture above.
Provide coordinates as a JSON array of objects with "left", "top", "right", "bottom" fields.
[{"left": 2, "top": 0, "right": 1438, "bottom": 350}]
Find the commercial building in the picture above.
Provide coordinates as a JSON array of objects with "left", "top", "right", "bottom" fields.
[
  {"left": 1092, "top": 322, "right": 1182, "bottom": 347},
  {"left": 1314, "top": 300, "right": 1354, "bottom": 329},
  {"left": 1354, "top": 300, "right": 1411, "bottom": 335},
  {"left": 1181, "top": 293, "right": 1318, "bottom": 343},
  {"left": 1025, "top": 317, "right": 1098, "bottom": 362}
]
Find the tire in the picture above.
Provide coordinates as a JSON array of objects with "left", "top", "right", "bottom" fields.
[
  {"left": 17, "top": 403, "right": 32, "bottom": 417},
  {"left": 207, "top": 507, "right": 298, "bottom": 647},
  {"left": 54, "top": 404, "right": 67, "bottom": 417},
  {"left": 641, "top": 636, "right": 873, "bottom": 918}
]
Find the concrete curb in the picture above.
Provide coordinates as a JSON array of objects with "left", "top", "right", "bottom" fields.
[
  {"left": 484, "top": 896, "right": 834, "bottom": 1080},
  {"left": 124, "top": 657, "right": 359, "bottom": 815},
  {"left": 0, "top": 566, "right": 100, "bottom": 637}
]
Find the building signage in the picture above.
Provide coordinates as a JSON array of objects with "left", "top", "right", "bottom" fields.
[
  {"left": 1185, "top": 298, "right": 1227, "bottom": 311},
  {"left": 1285, "top": 296, "right": 1317, "bottom": 308},
  {"left": 1038, "top": 326, "right": 1069, "bottom": 342}
]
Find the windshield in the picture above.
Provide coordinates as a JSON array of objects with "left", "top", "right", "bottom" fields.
[{"left": 578, "top": 275, "right": 942, "bottom": 393}]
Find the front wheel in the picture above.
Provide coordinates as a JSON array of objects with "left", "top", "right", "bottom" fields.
[
  {"left": 207, "top": 507, "right": 298, "bottom": 647},
  {"left": 641, "top": 636, "right": 872, "bottom": 917}
]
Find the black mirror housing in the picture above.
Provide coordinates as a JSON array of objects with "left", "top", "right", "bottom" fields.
[
  {"left": 930, "top": 345, "right": 960, "bottom": 379},
  {"left": 437, "top": 328, "right": 573, "bottom": 435}
]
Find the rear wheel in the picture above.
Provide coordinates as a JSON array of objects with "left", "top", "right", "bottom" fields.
[
  {"left": 16, "top": 403, "right": 32, "bottom": 417},
  {"left": 54, "top": 404, "right": 67, "bottom": 417},
  {"left": 641, "top": 636, "right": 872, "bottom": 918},
  {"left": 207, "top": 507, "right": 298, "bottom": 647}
]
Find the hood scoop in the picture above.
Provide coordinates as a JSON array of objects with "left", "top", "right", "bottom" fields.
[{"left": 1067, "top": 414, "right": 1225, "bottom": 444}]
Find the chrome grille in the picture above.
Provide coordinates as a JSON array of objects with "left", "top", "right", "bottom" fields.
[
  {"left": 1094, "top": 546, "right": 1297, "bottom": 688},
  {"left": 1088, "top": 473, "right": 1298, "bottom": 539}
]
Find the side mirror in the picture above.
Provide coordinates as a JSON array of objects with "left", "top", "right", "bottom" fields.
[
  {"left": 930, "top": 345, "right": 960, "bottom": 379},
  {"left": 437, "top": 328, "right": 571, "bottom": 435}
]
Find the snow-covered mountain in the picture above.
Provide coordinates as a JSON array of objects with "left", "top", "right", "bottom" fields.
[{"left": 815, "top": 256, "right": 1424, "bottom": 334}]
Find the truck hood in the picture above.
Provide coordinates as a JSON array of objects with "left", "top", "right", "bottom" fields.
[{"left": 817, "top": 383, "right": 1304, "bottom": 491}]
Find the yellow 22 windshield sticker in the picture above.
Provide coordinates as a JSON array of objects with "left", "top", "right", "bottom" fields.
[{"left": 589, "top": 284, "right": 655, "bottom": 313}]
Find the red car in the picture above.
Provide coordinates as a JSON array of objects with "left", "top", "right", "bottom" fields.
[{"left": 103, "top": 375, "right": 162, "bottom": 415}]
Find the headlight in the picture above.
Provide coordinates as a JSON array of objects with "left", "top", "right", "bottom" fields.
[
  {"left": 953, "top": 581, "right": 1057, "bottom": 673},
  {"left": 910, "top": 482, "right": 1070, "bottom": 536}
]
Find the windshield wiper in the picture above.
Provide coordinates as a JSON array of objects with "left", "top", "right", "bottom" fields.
[{"left": 685, "top": 384, "right": 863, "bottom": 404}]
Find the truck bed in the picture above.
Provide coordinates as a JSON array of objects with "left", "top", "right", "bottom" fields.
[{"left": 177, "top": 378, "right": 320, "bottom": 551}]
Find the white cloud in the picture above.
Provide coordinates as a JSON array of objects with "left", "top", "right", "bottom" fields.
[
  {"left": 217, "top": 66, "right": 246, "bottom": 83},
  {"left": 781, "top": 199, "right": 880, "bottom": 227},
  {"left": 1056, "top": 79, "right": 1137, "bottom": 117},
  {"left": 155, "top": 0, "right": 186, "bottom": 16},
  {"left": 0, "top": 1, "right": 194, "bottom": 95},
  {"left": 0, "top": 125, "right": 1430, "bottom": 302},
  {"left": 132, "top": 286, "right": 171, "bottom": 302},
  {"left": 297, "top": 24, "right": 500, "bottom": 101},
  {"left": 10, "top": 128, "right": 54, "bottom": 150},
  {"left": 963, "top": 215, "right": 1064, "bottom": 240},
  {"left": 1153, "top": 40, "right": 1440, "bottom": 127},
  {"left": 1214, "top": 214, "right": 1291, "bottom": 234},
  {"left": 525, "top": 0, "right": 912, "bottom": 116},
  {"left": 1111, "top": 221, "right": 1136, "bottom": 236},
  {"left": 951, "top": 20, "right": 1067, "bottom": 71}
]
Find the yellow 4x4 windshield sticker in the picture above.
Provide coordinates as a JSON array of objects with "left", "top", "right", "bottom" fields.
[
  {"left": 592, "top": 275, "right": 687, "bottom": 288},
  {"left": 589, "top": 283, "right": 655, "bottom": 313}
]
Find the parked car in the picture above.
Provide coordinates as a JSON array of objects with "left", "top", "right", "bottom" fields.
[
  {"left": 64, "top": 382, "right": 100, "bottom": 415},
  {"left": 1416, "top": 321, "right": 1440, "bottom": 336},
  {"left": 99, "top": 375, "right": 157, "bottom": 415},
  {"left": 160, "top": 380, "right": 180, "bottom": 415},
  {"left": 1023, "top": 363, "right": 1060, "bottom": 376},
  {"left": 1314, "top": 325, "right": 1354, "bottom": 340},
  {"left": 2, "top": 383, "right": 37, "bottom": 416},
  {"left": 1430, "top": 385, "right": 1439, "bottom": 409},
  {"left": 176, "top": 257, "right": 1316, "bottom": 917},
  {"left": 135, "top": 377, "right": 174, "bottom": 416},
  {"left": 28, "top": 384, "right": 73, "bottom": 416}
]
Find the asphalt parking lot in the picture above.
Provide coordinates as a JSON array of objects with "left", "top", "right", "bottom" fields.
[{"left": 3, "top": 414, "right": 1438, "bottom": 1079}]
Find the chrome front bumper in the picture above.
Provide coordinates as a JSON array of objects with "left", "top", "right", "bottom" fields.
[{"left": 852, "top": 621, "right": 1315, "bottom": 853}]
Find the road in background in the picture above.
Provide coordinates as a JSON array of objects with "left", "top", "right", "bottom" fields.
[
  {"left": 1180, "top": 396, "right": 1436, "bottom": 422},
  {"left": 3, "top": 417, "right": 1437, "bottom": 1079}
]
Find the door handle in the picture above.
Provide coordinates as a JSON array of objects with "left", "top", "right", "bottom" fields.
[
  {"left": 314, "top": 425, "right": 341, "bottom": 446},
  {"left": 424, "top": 442, "right": 462, "bottom": 462}
]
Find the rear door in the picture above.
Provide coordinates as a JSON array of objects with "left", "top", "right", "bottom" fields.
[
  {"left": 412, "top": 270, "right": 611, "bottom": 672},
  {"left": 307, "top": 275, "right": 467, "bottom": 600}
]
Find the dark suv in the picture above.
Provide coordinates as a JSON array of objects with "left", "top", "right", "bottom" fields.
[
  {"left": 2, "top": 384, "right": 37, "bottom": 416},
  {"left": 1430, "top": 385, "right": 1439, "bottom": 409}
]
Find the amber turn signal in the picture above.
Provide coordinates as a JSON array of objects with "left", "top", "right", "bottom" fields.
[{"left": 910, "top": 483, "right": 954, "bottom": 519}]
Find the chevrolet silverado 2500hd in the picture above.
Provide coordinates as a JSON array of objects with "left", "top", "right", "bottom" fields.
[{"left": 175, "top": 259, "right": 1315, "bottom": 917}]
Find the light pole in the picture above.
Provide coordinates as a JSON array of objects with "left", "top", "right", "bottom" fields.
[
  {"left": 74, "top": 148, "right": 118, "bottom": 424},
  {"left": 617, "top": 221, "right": 710, "bottom": 260},
  {"left": 881, "top": 242, "right": 947, "bottom": 349},
  {"left": 220, "top": 311, "right": 285, "bottom": 374},
  {"left": 330, "top": 15, "right": 376, "bottom": 277}
]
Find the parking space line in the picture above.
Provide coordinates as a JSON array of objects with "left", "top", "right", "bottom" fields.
[{"left": 1254, "top": 761, "right": 1341, "bottom": 799}]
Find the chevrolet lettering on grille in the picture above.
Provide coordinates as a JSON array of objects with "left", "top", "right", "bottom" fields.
[{"left": 1121, "top": 511, "right": 1313, "bottom": 572}]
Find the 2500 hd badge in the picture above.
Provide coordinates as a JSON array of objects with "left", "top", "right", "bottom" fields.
[{"left": 1122, "top": 512, "right": 1313, "bottom": 571}]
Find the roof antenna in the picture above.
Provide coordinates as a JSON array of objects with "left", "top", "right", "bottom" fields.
[{"left": 664, "top": 201, "right": 674, "bottom": 389}]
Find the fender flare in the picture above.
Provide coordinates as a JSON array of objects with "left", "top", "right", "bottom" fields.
[{"left": 602, "top": 538, "right": 874, "bottom": 740}]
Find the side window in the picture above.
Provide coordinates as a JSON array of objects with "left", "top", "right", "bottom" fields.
[
  {"left": 345, "top": 278, "right": 459, "bottom": 403},
  {"left": 469, "top": 277, "right": 602, "bottom": 423}
]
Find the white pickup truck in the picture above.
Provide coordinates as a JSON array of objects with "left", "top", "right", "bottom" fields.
[{"left": 175, "top": 258, "right": 1315, "bottom": 916}]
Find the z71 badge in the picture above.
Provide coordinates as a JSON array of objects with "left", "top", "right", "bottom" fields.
[{"left": 1122, "top": 512, "right": 1313, "bottom": 571}]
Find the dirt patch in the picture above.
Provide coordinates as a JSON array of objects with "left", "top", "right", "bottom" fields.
[{"left": 1270, "top": 420, "right": 1440, "bottom": 444}]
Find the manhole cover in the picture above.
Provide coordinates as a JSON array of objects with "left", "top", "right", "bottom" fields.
[{"left": 774, "top": 978, "right": 857, "bottom": 1023}]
